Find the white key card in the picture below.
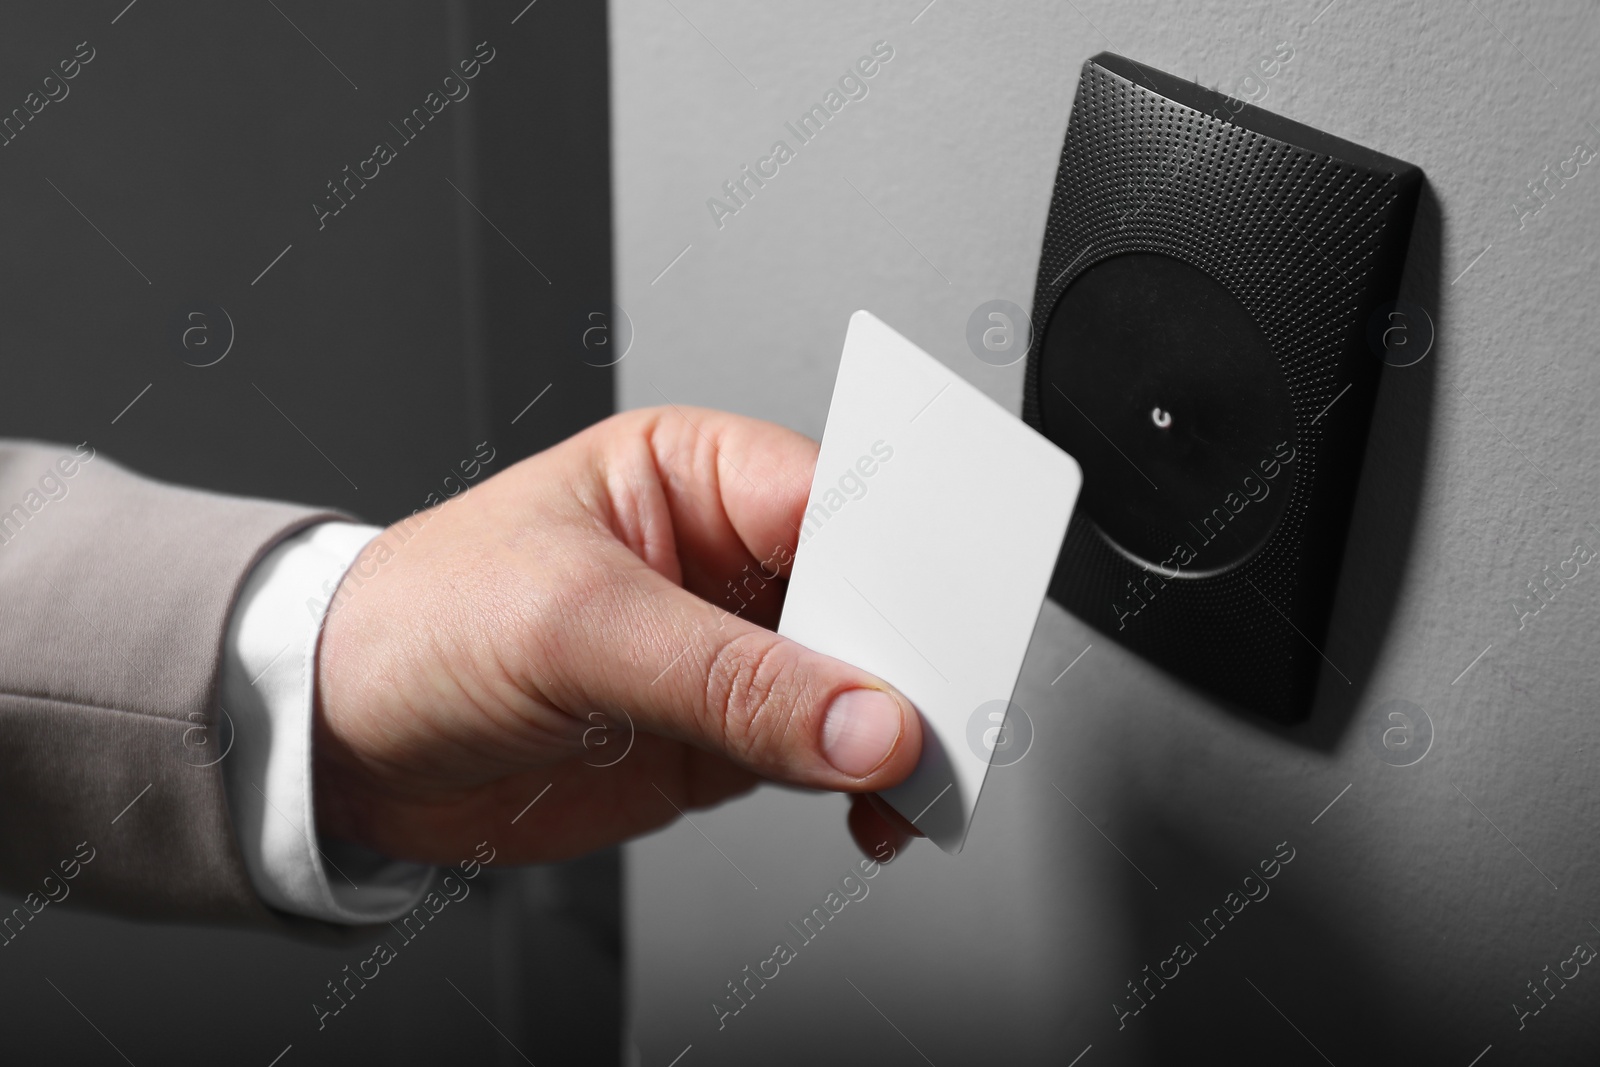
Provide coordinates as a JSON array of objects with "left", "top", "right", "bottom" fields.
[{"left": 778, "top": 310, "right": 1082, "bottom": 852}]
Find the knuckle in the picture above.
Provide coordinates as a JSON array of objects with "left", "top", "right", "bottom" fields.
[{"left": 704, "top": 632, "right": 803, "bottom": 761}]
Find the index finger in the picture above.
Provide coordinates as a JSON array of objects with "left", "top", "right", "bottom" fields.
[{"left": 639, "top": 404, "right": 818, "bottom": 615}]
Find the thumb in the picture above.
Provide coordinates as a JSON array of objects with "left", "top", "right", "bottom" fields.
[{"left": 543, "top": 554, "right": 923, "bottom": 792}]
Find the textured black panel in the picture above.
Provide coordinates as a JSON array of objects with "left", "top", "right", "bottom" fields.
[{"left": 1022, "top": 53, "right": 1421, "bottom": 721}]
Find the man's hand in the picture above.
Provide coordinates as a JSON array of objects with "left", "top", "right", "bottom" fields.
[{"left": 312, "top": 406, "right": 922, "bottom": 866}]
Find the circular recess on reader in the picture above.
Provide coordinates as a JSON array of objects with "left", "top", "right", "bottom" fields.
[{"left": 1036, "top": 252, "right": 1295, "bottom": 575}]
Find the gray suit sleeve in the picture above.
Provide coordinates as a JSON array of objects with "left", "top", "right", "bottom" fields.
[{"left": 0, "top": 440, "right": 346, "bottom": 926}]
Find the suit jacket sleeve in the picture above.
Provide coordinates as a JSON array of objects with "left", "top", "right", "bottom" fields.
[{"left": 0, "top": 439, "right": 346, "bottom": 927}]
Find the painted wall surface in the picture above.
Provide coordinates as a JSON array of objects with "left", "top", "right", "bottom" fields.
[{"left": 614, "top": 1, "right": 1600, "bottom": 1063}]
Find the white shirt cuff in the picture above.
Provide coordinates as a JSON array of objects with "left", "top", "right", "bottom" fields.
[{"left": 219, "top": 520, "right": 436, "bottom": 923}]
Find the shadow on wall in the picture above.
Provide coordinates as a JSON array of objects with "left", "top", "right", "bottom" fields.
[{"left": 1112, "top": 818, "right": 1407, "bottom": 1065}]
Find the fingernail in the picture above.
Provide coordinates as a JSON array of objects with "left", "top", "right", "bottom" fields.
[{"left": 822, "top": 689, "right": 902, "bottom": 777}]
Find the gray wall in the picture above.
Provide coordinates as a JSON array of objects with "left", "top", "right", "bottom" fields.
[{"left": 614, "top": 0, "right": 1600, "bottom": 1063}]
